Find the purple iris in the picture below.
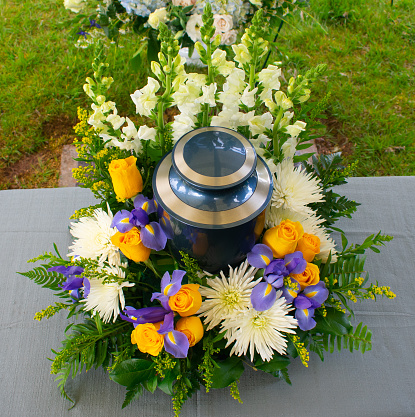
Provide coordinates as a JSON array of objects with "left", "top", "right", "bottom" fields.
[
  {"left": 294, "top": 295, "right": 316, "bottom": 331},
  {"left": 251, "top": 282, "right": 277, "bottom": 311},
  {"left": 247, "top": 244, "right": 273, "bottom": 269},
  {"left": 120, "top": 306, "right": 170, "bottom": 328},
  {"left": 48, "top": 265, "right": 85, "bottom": 301},
  {"left": 303, "top": 282, "right": 329, "bottom": 308},
  {"left": 77, "top": 30, "right": 89, "bottom": 39},
  {"left": 280, "top": 278, "right": 300, "bottom": 303},
  {"left": 264, "top": 259, "right": 288, "bottom": 288},
  {"left": 158, "top": 312, "right": 189, "bottom": 358},
  {"left": 284, "top": 251, "right": 307, "bottom": 275},
  {"left": 89, "top": 18, "right": 101, "bottom": 28},
  {"left": 111, "top": 194, "right": 168, "bottom": 252},
  {"left": 111, "top": 210, "right": 134, "bottom": 233},
  {"left": 151, "top": 270, "right": 186, "bottom": 310}
]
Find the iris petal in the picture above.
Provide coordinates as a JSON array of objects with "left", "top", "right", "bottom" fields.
[
  {"left": 111, "top": 210, "right": 133, "bottom": 233},
  {"left": 140, "top": 221, "right": 167, "bottom": 251},
  {"left": 303, "top": 281, "right": 329, "bottom": 308},
  {"left": 247, "top": 244, "right": 274, "bottom": 268},
  {"left": 251, "top": 282, "right": 277, "bottom": 311}
]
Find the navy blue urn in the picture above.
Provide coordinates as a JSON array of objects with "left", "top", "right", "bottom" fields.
[{"left": 152, "top": 127, "right": 273, "bottom": 273}]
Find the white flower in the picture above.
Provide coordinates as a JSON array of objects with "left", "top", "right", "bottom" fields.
[
  {"left": 248, "top": 0, "right": 262, "bottom": 6},
  {"left": 224, "top": 68, "right": 246, "bottom": 94},
  {"left": 186, "top": 73, "right": 207, "bottom": 87},
  {"left": 212, "top": 49, "right": 235, "bottom": 75},
  {"left": 130, "top": 77, "right": 160, "bottom": 116},
  {"left": 122, "top": 117, "right": 138, "bottom": 140},
  {"left": 64, "top": 0, "right": 85, "bottom": 13},
  {"left": 258, "top": 64, "right": 282, "bottom": 90},
  {"left": 211, "top": 109, "right": 244, "bottom": 129},
  {"left": 218, "top": 91, "right": 241, "bottom": 112},
  {"left": 240, "top": 86, "right": 258, "bottom": 108},
  {"left": 213, "top": 14, "right": 233, "bottom": 33},
  {"left": 186, "top": 14, "right": 203, "bottom": 43},
  {"left": 138, "top": 125, "right": 157, "bottom": 141},
  {"left": 219, "top": 29, "right": 237, "bottom": 46},
  {"left": 173, "top": 0, "right": 196, "bottom": 6},
  {"left": 172, "top": 82, "right": 201, "bottom": 108},
  {"left": 222, "top": 292, "right": 297, "bottom": 362},
  {"left": 196, "top": 83, "right": 217, "bottom": 107},
  {"left": 281, "top": 136, "right": 297, "bottom": 158},
  {"left": 232, "top": 44, "right": 251, "bottom": 66},
  {"left": 106, "top": 111, "right": 125, "bottom": 131},
  {"left": 285, "top": 120, "right": 307, "bottom": 138},
  {"left": 68, "top": 207, "right": 120, "bottom": 266},
  {"left": 147, "top": 7, "right": 168, "bottom": 29},
  {"left": 198, "top": 260, "right": 260, "bottom": 331},
  {"left": 83, "top": 264, "right": 134, "bottom": 323},
  {"left": 248, "top": 112, "right": 273, "bottom": 136},
  {"left": 172, "top": 113, "right": 197, "bottom": 143},
  {"left": 271, "top": 159, "right": 324, "bottom": 216},
  {"left": 250, "top": 133, "right": 271, "bottom": 156},
  {"left": 274, "top": 91, "right": 293, "bottom": 110},
  {"left": 279, "top": 111, "right": 294, "bottom": 129}
]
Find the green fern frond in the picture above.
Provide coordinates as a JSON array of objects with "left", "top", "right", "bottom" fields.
[{"left": 18, "top": 267, "right": 66, "bottom": 294}]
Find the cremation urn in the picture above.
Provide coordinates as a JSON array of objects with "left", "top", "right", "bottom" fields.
[{"left": 152, "top": 127, "right": 273, "bottom": 273}]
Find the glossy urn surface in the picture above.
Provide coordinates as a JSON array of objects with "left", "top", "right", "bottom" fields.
[{"left": 152, "top": 127, "right": 273, "bottom": 272}]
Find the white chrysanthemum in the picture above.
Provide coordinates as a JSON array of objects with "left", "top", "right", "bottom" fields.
[
  {"left": 68, "top": 207, "right": 120, "bottom": 265},
  {"left": 222, "top": 292, "right": 297, "bottom": 362},
  {"left": 83, "top": 264, "right": 134, "bottom": 323},
  {"left": 266, "top": 206, "right": 337, "bottom": 262},
  {"left": 271, "top": 159, "right": 324, "bottom": 216},
  {"left": 198, "top": 260, "right": 260, "bottom": 331}
]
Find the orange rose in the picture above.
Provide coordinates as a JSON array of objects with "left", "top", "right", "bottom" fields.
[
  {"left": 296, "top": 233, "right": 321, "bottom": 262},
  {"left": 175, "top": 316, "right": 204, "bottom": 347},
  {"left": 168, "top": 284, "right": 202, "bottom": 317},
  {"left": 291, "top": 262, "right": 320, "bottom": 290},
  {"left": 262, "top": 219, "right": 304, "bottom": 258},
  {"left": 109, "top": 156, "right": 143, "bottom": 200},
  {"left": 111, "top": 227, "right": 151, "bottom": 263},
  {"left": 131, "top": 322, "right": 164, "bottom": 356}
]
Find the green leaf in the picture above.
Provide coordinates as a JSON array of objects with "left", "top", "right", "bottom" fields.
[
  {"left": 147, "top": 29, "right": 160, "bottom": 64},
  {"left": 158, "top": 363, "right": 180, "bottom": 396},
  {"left": 254, "top": 354, "right": 291, "bottom": 375},
  {"left": 313, "top": 308, "right": 352, "bottom": 336},
  {"left": 122, "top": 384, "right": 143, "bottom": 409},
  {"left": 109, "top": 359, "right": 154, "bottom": 389},
  {"left": 210, "top": 356, "right": 244, "bottom": 389},
  {"left": 142, "top": 372, "right": 158, "bottom": 393}
]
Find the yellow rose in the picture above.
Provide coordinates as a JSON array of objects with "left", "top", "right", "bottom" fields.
[
  {"left": 175, "top": 316, "right": 204, "bottom": 347},
  {"left": 109, "top": 156, "right": 143, "bottom": 201},
  {"left": 262, "top": 219, "right": 304, "bottom": 258},
  {"left": 296, "top": 233, "right": 321, "bottom": 262},
  {"left": 111, "top": 227, "right": 151, "bottom": 263},
  {"left": 131, "top": 322, "right": 164, "bottom": 356},
  {"left": 168, "top": 284, "right": 202, "bottom": 317},
  {"left": 291, "top": 262, "right": 320, "bottom": 290}
]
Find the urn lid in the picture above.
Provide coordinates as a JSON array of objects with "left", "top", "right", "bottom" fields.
[
  {"left": 152, "top": 127, "right": 273, "bottom": 229},
  {"left": 172, "top": 127, "right": 256, "bottom": 190}
]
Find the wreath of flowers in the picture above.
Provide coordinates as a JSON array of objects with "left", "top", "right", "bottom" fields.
[{"left": 23, "top": 7, "right": 395, "bottom": 416}]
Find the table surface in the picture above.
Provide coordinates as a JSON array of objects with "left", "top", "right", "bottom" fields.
[{"left": 1, "top": 177, "right": 414, "bottom": 417}]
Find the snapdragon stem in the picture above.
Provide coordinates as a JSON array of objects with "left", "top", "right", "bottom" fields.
[
  {"left": 203, "top": 43, "right": 213, "bottom": 127},
  {"left": 157, "top": 55, "right": 172, "bottom": 154},
  {"left": 272, "top": 107, "right": 284, "bottom": 158}
]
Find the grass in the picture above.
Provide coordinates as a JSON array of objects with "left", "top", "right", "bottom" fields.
[{"left": 0, "top": 0, "right": 414, "bottom": 189}]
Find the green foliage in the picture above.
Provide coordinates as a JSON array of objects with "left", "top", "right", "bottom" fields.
[
  {"left": 210, "top": 356, "right": 245, "bottom": 389},
  {"left": 254, "top": 354, "right": 291, "bottom": 376},
  {"left": 18, "top": 266, "right": 67, "bottom": 297}
]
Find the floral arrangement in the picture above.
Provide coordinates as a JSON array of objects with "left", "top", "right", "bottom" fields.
[
  {"left": 63, "top": 0, "right": 302, "bottom": 65},
  {"left": 23, "top": 7, "right": 395, "bottom": 416}
]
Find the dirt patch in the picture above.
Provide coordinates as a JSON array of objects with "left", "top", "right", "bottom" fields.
[
  {"left": 314, "top": 116, "right": 354, "bottom": 157},
  {"left": 1, "top": 114, "right": 77, "bottom": 190}
]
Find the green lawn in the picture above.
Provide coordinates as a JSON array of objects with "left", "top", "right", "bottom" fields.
[{"left": 0, "top": 0, "right": 414, "bottom": 188}]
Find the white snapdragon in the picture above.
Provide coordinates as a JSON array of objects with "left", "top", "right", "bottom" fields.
[
  {"left": 281, "top": 136, "right": 298, "bottom": 158},
  {"left": 186, "top": 14, "right": 203, "bottom": 43},
  {"left": 218, "top": 90, "right": 241, "bottom": 112},
  {"left": 279, "top": 111, "right": 294, "bottom": 129},
  {"left": 274, "top": 91, "right": 293, "bottom": 110},
  {"left": 196, "top": 83, "right": 217, "bottom": 107},
  {"left": 211, "top": 49, "right": 235, "bottom": 76},
  {"left": 248, "top": 112, "right": 273, "bottom": 136},
  {"left": 172, "top": 82, "right": 202, "bottom": 113},
  {"left": 130, "top": 77, "right": 160, "bottom": 117},
  {"left": 240, "top": 86, "right": 258, "bottom": 108},
  {"left": 285, "top": 120, "right": 307, "bottom": 138},
  {"left": 223, "top": 68, "right": 246, "bottom": 94},
  {"left": 186, "top": 73, "right": 207, "bottom": 87},
  {"left": 64, "top": 0, "right": 85, "bottom": 13},
  {"left": 147, "top": 7, "right": 168, "bottom": 29},
  {"left": 106, "top": 111, "right": 126, "bottom": 131},
  {"left": 258, "top": 64, "right": 282, "bottom": 90},
  {"left": 211, "top": 109, "right": 244, "bottom": 130},
  {"left": 232, "top": 44, "right": 251, "bottom": 66},
  {"left": 137, "top": 125, "right": 157, "bottom": 141},
  {"left": 121, "top": 117, "right": 138, "bottom": 140},
  {"left": 172, "top": 113, "right": 197, "bottom": 143}
]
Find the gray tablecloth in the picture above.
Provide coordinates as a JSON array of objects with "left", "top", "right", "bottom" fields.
[{"left": 1, "top": 177, "right": 414, "bottom": 417}]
